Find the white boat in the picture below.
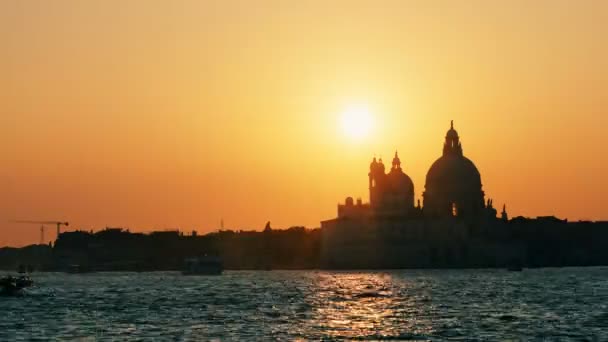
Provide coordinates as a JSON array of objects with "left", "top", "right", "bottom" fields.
[{"left": 182, "top": 256, "right": 223, "bottom": 275}]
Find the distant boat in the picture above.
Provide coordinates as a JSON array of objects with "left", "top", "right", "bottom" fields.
[
  {"left": 0, "top": 275, "right": 34, "bottom": 296},
  {"left": 182, "top": 256, "right": 223, "bottom": 275}
]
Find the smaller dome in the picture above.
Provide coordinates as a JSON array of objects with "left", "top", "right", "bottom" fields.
[
  {"left": 393, "top": 173, "right": 414, "bottom": 190},
  {"left": 388, "top": 168, "right": 414, "bottom": 193}
]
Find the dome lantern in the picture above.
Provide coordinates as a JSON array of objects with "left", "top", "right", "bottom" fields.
[
  {"left": 392, "top": 151, "right": 401, "bottom": 171},
  {"left": 443, "top": 120, "right": 463, "bottom": 156}
]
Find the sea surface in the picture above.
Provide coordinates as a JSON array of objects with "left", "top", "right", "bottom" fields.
[{"left": 2, "top": 268, "right": 608, "bottom": 341}]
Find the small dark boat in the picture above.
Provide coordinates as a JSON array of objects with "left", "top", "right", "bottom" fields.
[
  {"left": 182, "top": 256, "right": 223, "bottom": 275},
  {"left": 0, "top": 275, "right": 34, "bottom": 296}
]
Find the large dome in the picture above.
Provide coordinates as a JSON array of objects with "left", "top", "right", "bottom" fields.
[
  {"left": 423, "top": 121, "right": 485, "bottom": 218},
  {"left": 425, "top": 154, "right": 481, "bottom": 190}
]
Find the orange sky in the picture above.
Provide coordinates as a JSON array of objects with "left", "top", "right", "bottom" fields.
[{"left": 1, "top": 0, "right": 607, "bottom": 246}]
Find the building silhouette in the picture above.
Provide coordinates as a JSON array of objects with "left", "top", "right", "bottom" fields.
[
  {"left": 369, "top": 152, "right": 416, "bottom": 216},
  {"left": 424, "top": 121, "right": 486, "bottom": 218},
  {"left": 321, "top": 121, "right": 509, "bottom": 268},
  {"left": 332, "top": 121, "right": 498, "bottom": 222},
  {"left": 4, "top": 121, "right": 608, "bottom": 271}
]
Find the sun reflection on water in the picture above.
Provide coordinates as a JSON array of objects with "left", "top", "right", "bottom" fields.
[
  {"left": 307, "top": 272, "right": 435, "bottom": 339},
  {"left": 5, "top": 270, "right": 607, "bottom": 340}
]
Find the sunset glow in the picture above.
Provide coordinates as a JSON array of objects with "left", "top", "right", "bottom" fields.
[
  {"left": 1, "top": 1, "right": 607, "bottom": 247},
  {"left": 340, "top": 104, "right": 374, "bottom": 141}
]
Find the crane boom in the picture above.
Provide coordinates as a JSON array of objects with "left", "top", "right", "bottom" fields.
[
  {"left": 13, "top": 220, "right": 69, "bottom": 225},
  {"left": 12, "top": 220, "right": 69, "bottom": 240}
]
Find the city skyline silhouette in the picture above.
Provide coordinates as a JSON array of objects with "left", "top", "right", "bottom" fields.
[{"left": 2, "top": 1, "right": 607, "bottom": 246}]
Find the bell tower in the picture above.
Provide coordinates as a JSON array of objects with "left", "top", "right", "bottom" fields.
[
  {"left": 369, "top": 157, "right": 379, "bottom": 206},
  {"left": 369, "top": 157, "right": 387, "bottom": 207}
]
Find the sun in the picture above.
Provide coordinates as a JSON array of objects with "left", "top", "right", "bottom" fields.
[{"left": 340, "top": 104, "right": 374, "bottom": 141}]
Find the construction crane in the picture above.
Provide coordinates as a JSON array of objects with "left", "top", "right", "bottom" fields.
[
  {"left": 40, "top": 225, "right": 44, "bottom": 245},
  {"left": 13, "top": 220, "right": 69, "bottom": 242}
]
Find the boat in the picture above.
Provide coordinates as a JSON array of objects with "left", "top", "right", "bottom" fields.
[
  {"left": 182, "top": 256, "right": 223, "bottom": 275},
  {"left": 0, "top": 275, "right": 34, "bottom": 296}
]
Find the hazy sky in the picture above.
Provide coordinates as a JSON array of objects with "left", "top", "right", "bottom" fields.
[{"left": 1, "top": 0, "right": 607, "bottom": 246}]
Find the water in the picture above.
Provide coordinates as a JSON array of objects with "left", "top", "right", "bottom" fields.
[{"left": 2, "top": 268, "right": 607, "bottom": 341}]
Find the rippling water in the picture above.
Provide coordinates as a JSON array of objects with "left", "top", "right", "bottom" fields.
[{"left": 2, "top": 268, "right": 608, "bottom": 340}]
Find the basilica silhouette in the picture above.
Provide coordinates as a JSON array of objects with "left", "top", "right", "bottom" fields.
[
  {"left": 320, "top": 121, "right": 523, "bottom": 268},
  {"left": 334, "top": 121, "right": 503, "bottom": 222}
]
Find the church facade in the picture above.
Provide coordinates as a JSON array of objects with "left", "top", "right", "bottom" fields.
[{"left": 321, "top": 121, "right": 514, "bottom": 269}]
